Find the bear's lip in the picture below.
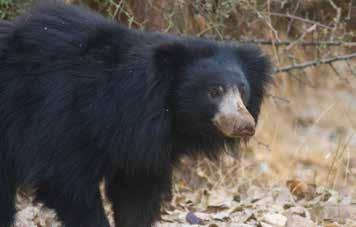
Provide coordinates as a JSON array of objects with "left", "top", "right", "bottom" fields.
[{"left": 212, "top": 88, "right": 256, "bottom": 139}]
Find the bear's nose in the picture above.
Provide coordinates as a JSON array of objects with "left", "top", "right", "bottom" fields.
[
  {"left": 213, "top": 113, "right": 255, "bottom": 138},
  {"left": 233, "top": 102, "right": 256, "bottom": 137},
  {"left": 213, "top": 112, "right": 255, "bottom": 138},
  {"left": 234, "top": 117, "right": 255, "bottom": 137},
  {"left": 212, "top": 88, "right": 256, "bottom": 138}
]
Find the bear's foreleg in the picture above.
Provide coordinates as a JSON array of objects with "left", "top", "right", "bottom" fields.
[
  {"left": 106, "top": 171, "right": 172, "bottom": 227},
  {"left": 35, "top": 181, "right": 110, "bottom": 227}
]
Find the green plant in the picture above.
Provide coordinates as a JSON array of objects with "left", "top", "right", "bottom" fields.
[{"left": 0, "top": 0, "right": 13, "bottom": 6}]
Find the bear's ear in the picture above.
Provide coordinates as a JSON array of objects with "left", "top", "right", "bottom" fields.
[{"left": 153, "top": 42, "right": 191, "bottom": 74}]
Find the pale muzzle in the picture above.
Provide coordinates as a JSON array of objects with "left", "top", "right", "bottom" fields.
[{"left": 212, "top": 89, "right": 256, "bottom": 138}]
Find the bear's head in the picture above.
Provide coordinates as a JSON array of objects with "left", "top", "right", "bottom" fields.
[{"left": 153, "top": 40, "right": 273, "bottom": 156}]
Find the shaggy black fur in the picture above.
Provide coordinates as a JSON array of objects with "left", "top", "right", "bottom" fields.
[{"left": 0, "top": 1, "right": 272, "bottom": 227}]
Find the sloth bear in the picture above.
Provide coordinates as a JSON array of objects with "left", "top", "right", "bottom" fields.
[{"left": 0, "top": 1, "right": 272, "bottom": 227}]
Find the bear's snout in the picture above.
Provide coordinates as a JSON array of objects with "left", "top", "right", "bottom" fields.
[
  {"left": 213, "top": 112, "right": 256, "bottom": 138},
  {"left": 212, "top": 89, "right": 256, "bottom": 138}
]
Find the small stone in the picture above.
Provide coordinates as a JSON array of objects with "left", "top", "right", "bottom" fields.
[
  {"left": 185, "top": 212, "right": 204, "bottom": 225},
  {"left": 260, "top": 222, "right": 273, "bottom": 227},
  {"left": 261, "top": 213, "right": 287, "bottom": 227},
  {"left": 285, "top": 215, "right": 317, "bottom": 227},
  {"left": 287, "top": 206, "right": 309, "bottom": 218}
]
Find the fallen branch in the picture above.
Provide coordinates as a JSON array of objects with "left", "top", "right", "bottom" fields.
[
  {"left": 267, "top": 12, "right": 333, "bottom": 29},
  {"left": 239, "top": 39, "right": 356, "bottom": 47},
  {"left": 275, "top": 53, "right": 356, "bottom": 73}
]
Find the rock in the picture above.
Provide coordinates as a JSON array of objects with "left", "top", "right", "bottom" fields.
[
  {"left": 185, "top": 212, "right": 204, "bottom": 225},
  {"left": 261, "top": 213, "right": 287, "bottom": 227},
  {"left": 285, "top": 206, "right": 311, "bottom": 219},
  {"left": 285, "top": 215, "right": 317, "bottom": 227}
]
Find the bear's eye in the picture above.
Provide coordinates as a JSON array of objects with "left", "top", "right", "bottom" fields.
[{"left": 209, "top": 85, "right": 224, "bottom": 99}]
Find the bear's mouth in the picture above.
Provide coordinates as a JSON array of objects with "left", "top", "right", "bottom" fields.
[{"left": 212, "top": 89, "right": 256, "bottom": 139}]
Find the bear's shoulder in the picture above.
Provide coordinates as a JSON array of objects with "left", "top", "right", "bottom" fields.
[
  {"left": 1, "top": 2, "right": 146, "bottom": 69},
  {"left": 5, "top": 2, "right": 133, "bottom": 57}
]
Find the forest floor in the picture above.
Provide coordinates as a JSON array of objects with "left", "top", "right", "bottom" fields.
[{"left": 14, "top": 62, "right": 356, "bottom": 226}]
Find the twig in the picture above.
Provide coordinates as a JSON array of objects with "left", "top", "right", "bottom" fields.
[
  {"left": 346, "top": 60, "right": 356, "bottom": 75},
  {"left": 328, "top": 0, "right": 341, "bottom": 41},
  {"left": 254, "top": 8, "right": 281, "bottom": 69},
  {"left": 347, "top": 0, "right": 353, "bottom": 20},
  {"left": 287, "top": 0, "right": 301, "bottom": 36},
  {"left": 252, "top": 138, "right": 271, "bottom": 152},
  {"left": 286, "top": 24, "right": 316, "bottom": 50},
  {"left": 255, "top": 11, "right": 281, "bottom": 41},
  {"left": 266, "top": 93, "right": 290, "bottom": 104},
  {"left": 238, "top": 39, "right": 356, "bottom": 47},
  {"left": 329, "top": 62, "right": 350, "bottom": 83},
  {"left": 267, "top": 12, "right": 333, "bottom": 29},
  {"left": 275, "top": 53, "right": 356, "bottom": 73}
]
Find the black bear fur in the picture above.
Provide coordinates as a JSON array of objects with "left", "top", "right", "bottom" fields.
[{"left": 0, "top": 1, "right": 272, "bottom": 226}]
